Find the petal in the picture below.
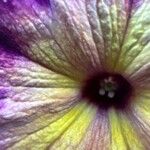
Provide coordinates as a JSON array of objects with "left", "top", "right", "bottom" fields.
[
  {"left": 4, "top": 101, "right": 111, "bottom": 150},
  {"left": 129, "top": 63, "right": 150, "bottom": 90},
  {"left": 1, "top": 0, "right": 142, "bottom": 76},
  {"left": 0, "top": 46, "right": 79, "bottom": 148},
  {"left": 5, "top": 102, "right": 91, "bottom": 150},
  {"left": 109, "top": 109, "right": 144, "bottom": 149},
  {"left": 85, "top": 0, "right": 140, "bottom": 70},
  {"left": 0, "top": 0, "right": 105, "bottom": 79},
  {"left": 115, "top": 0, "right": 150, "bottom": 75},
  {"left": 126, "top": 92, "right": 150, "bottom": 149},
  {"left": 115, "top": 0, "right": 150, "bottom": 90},
  {"left": 78, "top": 110, "right": 110, "bottom": 150}
]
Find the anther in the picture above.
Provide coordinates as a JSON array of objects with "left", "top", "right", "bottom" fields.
[
  {"left": 108, "top": 91, "right": 115, "bottom": 98},
  {"left": 81, "top": 72, "right": 133, "bottom": 109},
  {"left": 99, "top": 89, "right": 105, "bottom": 96}
]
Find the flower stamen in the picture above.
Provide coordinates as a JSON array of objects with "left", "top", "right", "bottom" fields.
[{"left": 81, "top": 72, "right": 133, "bottom": 110}]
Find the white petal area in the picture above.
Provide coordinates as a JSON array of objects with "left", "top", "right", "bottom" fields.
[
  {"left": 0, "top": 44, "right": 110, "bottom": 150},
  {"left": 0, "top": 87, "right": 77, "bottom": 119},
  {"left": 0, "top": 47, "right": 79, "bottom": 149}
]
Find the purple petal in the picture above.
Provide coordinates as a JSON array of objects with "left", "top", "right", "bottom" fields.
[
  {"left": 0, "top": 46, "right": 78, "bottom": 148},
  {"left": 35, "top": 0, "right": 51, "bottom": 7}
]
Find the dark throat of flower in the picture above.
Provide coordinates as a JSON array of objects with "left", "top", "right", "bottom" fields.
[{"left": 81, "top": 72, "right": 134, "bottom": 110}]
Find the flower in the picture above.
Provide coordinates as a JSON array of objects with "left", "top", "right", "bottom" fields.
[{"left": 0, "top": 0, "right": 150, "bottom": 149}]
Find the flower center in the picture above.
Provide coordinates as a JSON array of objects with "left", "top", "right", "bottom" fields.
[{"left": 81, "top": 72, "right": 133, "bottom": 110}]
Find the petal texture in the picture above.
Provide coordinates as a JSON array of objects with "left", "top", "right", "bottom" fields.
[
  {"left": 0, "top": 46, "right": 110, "bottom": 149},
  {"left": 1, "top": 0, "right": 145, "bottom": 76},
  {"left": 0, "top": 46, "right": 79, "bottom": 149},
  {"left": 115, "top": 0, "right": 150, "bottom": 75},
  {"left": 126, "top": 92, "right": 150, "bottom": 149},
  {"left": 109, "top": 109, "right": 144, "bottom": 150},
  {"left": 0, "top": 0, "right": 104, "bottom": 80},
  {"left": 0, "top": 0, "right": 149, "bottom": 150},
  {"left": 6, "top": 102, "right": 93, "bottom": 150}
]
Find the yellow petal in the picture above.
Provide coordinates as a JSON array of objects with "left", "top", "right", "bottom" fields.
[
  {"left": 7, "top": 102, "right": 96, "bottom": 150},
  {"left": 109, "top": 109, "right": 144, "bottom": 150},
  {"left": 130, "top": 92, "right": 150, "bottom": 149}
]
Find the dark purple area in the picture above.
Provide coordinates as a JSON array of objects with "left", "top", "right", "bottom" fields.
[
  {"left": 132, "top": 0, "right": 143, "bottom": 8},
  {"left": 81, "top": 72, "right": 133, "bottom": 110},
  {"left": 0, "top": 89, "right": 8, "bottom": 109},
  {"left": 0, "top": 28, "right": 22, "bottom": 56},
  {"left": 0, "top": 0, "right": 12, "bottom": 5},
  {"left": 35, "top": 0, "right": 51, "bottom": 7},
  {"left": 0, "top": 27, "right": 24, "bottom": 69},
  {"left": 0, "top": 89, "right": 7, "bottom": 99},
  {"left": 0, "top": 0, "right": 15, "bottom": 11}
]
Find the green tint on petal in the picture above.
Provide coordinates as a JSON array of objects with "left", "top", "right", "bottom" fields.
[
  {"left": 0, "top": 0, "right": 103, "bottom": 80},
  {"left": 136, "top": 92, "right": 150, "bottom": 115},
  {"left": 95, "top": 0, "right": 129, "bottom": 70},
  {"left": 49, "top": 102, "right": 96, "bottom": 150},
  {"left": 115, "top": 1, "right": 150, "bottom": 74},
  {"left": 101, "top": 3, "right": 120, "bottom": 69},
  {"left": 1, "top": 0, "right": 141, "bottom": 77},
  {"left": 8, "top": 102, "right": 96, "bottom": 150},
  {"left": 127, "top": 92, "right": 150, "bottom": 149},
  {"left": 0, "top": 1, "right": 150, "bottom": 149},
  {"left": 109, "top": 109, "right": 144, "bottom": 150}
]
